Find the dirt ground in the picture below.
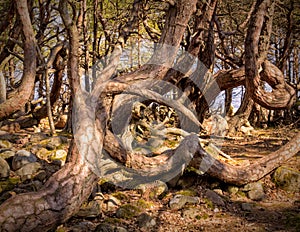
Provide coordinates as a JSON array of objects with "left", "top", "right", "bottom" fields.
[
  {"left": 1, "top": 126, "right": 299, "bottom": 231},
  {"left": 63, "top": 126, "right": 300, "bottom": 232}
]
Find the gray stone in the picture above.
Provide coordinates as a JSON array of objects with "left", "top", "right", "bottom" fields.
[
  {"left": 169, "top": 194, "right": 200, "bottom": 210},
  {"left": 94, "top": 223, "right": 127, "bottom": 232},
  {"left": 0, "top": 150, "right": 15, "bottom": 160},
  {"left": 0, "top": 140, "right": 12, "bottom": 149},
  {"left": 0, "top": 157, "right": 10, "bottom": 179},
  {"left": 273, "top": 166, "right": 300, "bottom": 192},
  {"left": 12, "top": 150, "right": 37, "bottom": 171},
  {"left": 137, "top": 213, "right": 156, "bottom": 228},
  {"left": 243, "top": 182, "right": 265, "bottom": 201},
  {"left": 241, "top": 203, "right": 253, "bottom": 211},
  {"left": 15, "top": 162, "right": 41, "bottom": 181},
  {"left": 204, "top": 189, "right": 225, "bottom": 206}
]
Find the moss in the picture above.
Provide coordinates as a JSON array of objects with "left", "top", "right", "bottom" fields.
[
  {"left": 176, "top": 189, "right": 197, "bottom": 197},
  {"left": 116, "top": 204, "right": 141, "bottom": 219},
  {"left": 201, "top": 213, "right": 209, "bottom": 219},
  {"left": 104, "top": 217, "right": 122, "bottom": 224},
  {"left": 195, "top": 215, "right": 201, "bottom": 220},
  {"left": 135, "top": 199, "right": 155, "bottom": 209},
  {"left": 112, "top": 192, "right": 129, "bottom": 201},
  {"left": 237, "top": 190, "right": 246, "bottom": 198},
  {"left": 0, "top": 177, "right": 21, "bottom": 193},
  {"left": 203, "top": 198, "right": 214, "bottom": 209}
]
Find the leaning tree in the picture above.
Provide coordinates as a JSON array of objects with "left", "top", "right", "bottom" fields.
[{"left": 0, "top": 0, "right": 299, "bottom": 231}]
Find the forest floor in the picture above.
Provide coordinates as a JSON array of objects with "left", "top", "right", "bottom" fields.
[
  {"left": 1, "top": 126, "right": 299, "bottom": 232},
  {"left": 64, "top": 126, "right": 300, "bottom": 232}
]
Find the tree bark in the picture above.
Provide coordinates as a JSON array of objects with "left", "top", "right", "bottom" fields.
[
  {"left": 0, "top": 142, "right": 98, "bottom": 232},
  {"left": 0, "top": 0, "right": 36, "bottom": 121}
]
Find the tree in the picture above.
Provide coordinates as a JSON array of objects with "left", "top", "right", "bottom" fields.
[{"left": 0, "top": 0, "right": 299, "bottom": 231}]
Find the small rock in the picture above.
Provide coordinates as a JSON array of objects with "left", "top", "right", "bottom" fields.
[
  {"left": 135, "top": 180, "right": 168, "bottom": 199},
  {"left": 76, "top": 200, "right": 102, "bottom": 218},
  {"left": 50, "top": 149, "right": 67, "bottom": 165},
  {"left": 29, "top": 133, "right": 48, "bottom": 143},
  {"left": 64, "top": 221, "right": 95, "bottom": 232},
  {"left": 94, "top": 223, "right": 127, "bottom": 232},
  {"left": 241, "top": 125, "right": 254, "bottom": 135},
  {"left": 213, "top": 207, "right": 220, "bottom": 213},
  {"left": 213, "top": 188, "right": 223, "bottom": 195},
  {"left": 241, "top": 202, "right": 253, "bottom": 211},
  {"left": 273, "top": 166, "right": 300, "bottom": 192},
  {"left": 169, "top": 195, "right": 200, "bottom": 210},
  {"left": 137, "top": 213, "right": 156, "bottom": 228},
  {"left": 0, "top": 140, "right": 12, "bottom": 149},
  {"left": 243, "top": 182, "right": 265, "bottom": 201},
  {"left": 106, "top": 195, "right": 121, "bottom": 211},
  {"left": 227, "top": 185, "right": 239, "bottom": 195},
  {"left": 0, "top": 157, "right": 10, "bottom": 179},
  {"left": 15, "top": 162, "right": 41, "bottom": 181},
  {"left": 182, "top": 208, "right": 201, "bottom": 219},
  {"left": 12, "top": 150, "right": 37, "bottom": 171},
  {"left": 204, "top": 189, "right": 225, "bottom": 207},
  {"left": 0, "top": 150, "right": 15, "bottom": 160},
  {"left": 43, "top": 136, "right": 67, "bottom": 149}
]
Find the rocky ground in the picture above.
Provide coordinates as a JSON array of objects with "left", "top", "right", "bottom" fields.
[{"left": 0, "top": 126, "right": 299, "bottom": 232}]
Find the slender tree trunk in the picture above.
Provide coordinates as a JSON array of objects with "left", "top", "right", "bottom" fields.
[{"left": 0, "top": 0, "right": 36, "bottom": 120}]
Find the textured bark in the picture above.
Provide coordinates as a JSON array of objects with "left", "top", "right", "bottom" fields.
[
  {"left": 244, "top": 0, "right": 295, "bottom": 110},
  {"left": 0, "top": 0, "right": 36, "bottom": 120},
  {"left": 0, "top": 142, "right": 98, "bottom": 232},
  {"left": 192, "top": 132, "right": 300, "bottom": 186}
]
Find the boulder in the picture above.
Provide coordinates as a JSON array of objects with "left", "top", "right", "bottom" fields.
[
  {"left": 272, "top": 166, "right": 300, "bottom": 192},
  {"left": 243, "top": 182, "right": 265, "bottom": 201}
]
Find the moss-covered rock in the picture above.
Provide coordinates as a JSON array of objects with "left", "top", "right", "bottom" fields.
[
  {"left": 115, "top": 204, "right": 142, "bottom": 219},
  {"left": 0, "top": 177, "right": 20, "bottom": 193},
  {"left": 272, "top": 166, "right": 300, "bottom": 192}
]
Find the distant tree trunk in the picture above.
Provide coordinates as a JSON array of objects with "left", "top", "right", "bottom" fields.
[{"left": 0, "top": 0, "right": 36, "bottom": 121}]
